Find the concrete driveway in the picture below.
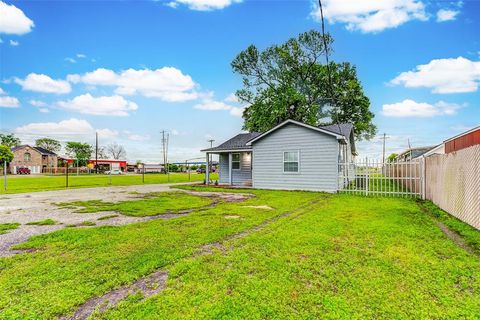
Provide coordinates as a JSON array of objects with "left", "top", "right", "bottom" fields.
[{"left": 0, "top": 182, "right": 199, "bottom": 257}]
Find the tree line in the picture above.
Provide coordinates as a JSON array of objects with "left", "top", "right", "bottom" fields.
[{"left": 0, "top": 133, "right": 127, "bottom": 167}]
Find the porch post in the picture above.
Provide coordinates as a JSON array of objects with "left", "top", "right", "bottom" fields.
[
  {"left": 228, "top": 153, "right": 233, "bottom": 185},
  {"left": 205, "top": 152, "right": 210, "bottom": 185}
]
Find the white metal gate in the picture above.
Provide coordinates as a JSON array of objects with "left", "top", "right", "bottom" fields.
[{"left": 338, "top": 158, "right": 425, "bottom": 198}]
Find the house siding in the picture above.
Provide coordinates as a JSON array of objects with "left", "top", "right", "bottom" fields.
[
  {"left": 219, "top": 154, "right": 229, "bottom": 184},
  {"left": 252, "top": 123, "right": 339, "bottom": 192},
  {"left": 218, "top": 152, "right": 252, "bottom": 186}
]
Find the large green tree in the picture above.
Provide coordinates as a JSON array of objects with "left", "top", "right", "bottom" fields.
[
  {"left": 0, "top": 145, "right": 14, "bottom": 165},
  {"left": 231, "top": 30, "right": 376, "bottom": 140},
  {"left": 35, "top": 138, "right": 61, "bottom": 153},
  {"left": 65, "top": 142, "right": 93, "bottom": 166},
  {"left": 0, "top": 133, "right": 21, "bottom": 148}
]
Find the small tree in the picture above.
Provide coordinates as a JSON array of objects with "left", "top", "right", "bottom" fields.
[
  {"left": 65, "top": 142, "right": 93, "bottom": 166},
  {"left": 106, "top": 143, "right": 127, "bottom": 159},
  {"left": 387, "top": 153, "right": 398, "bottom": 163},
  {"left": 35, "top": 138, "right": 61, "bottom": 153},
  {"left": 0, "top": 145, "right": 14, "bottom": 174},
  {"left": 0, "top": 133, "right": 21, "bottom": 148}
]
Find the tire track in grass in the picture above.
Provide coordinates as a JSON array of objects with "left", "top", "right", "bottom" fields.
[{"left": 63, "top": 194, "right": 329, "bottom": 320}]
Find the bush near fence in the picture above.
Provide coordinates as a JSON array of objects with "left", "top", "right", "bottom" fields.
[{"left": 425, "top": 144, "right": 480, "bottom": 230}]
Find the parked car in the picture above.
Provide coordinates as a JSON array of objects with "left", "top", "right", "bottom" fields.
[
  {"left": 105, "top": 169, "right": 123, "bottom": 175},
  {"left": 17, "top": 167, "right": 31, "bottom": 175}
]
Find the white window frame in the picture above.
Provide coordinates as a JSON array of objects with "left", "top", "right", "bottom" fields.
[
  {"left": 283, "top": 150, "right": 300, "bottom": 174},
  {"left": 232, "top": 153, "right": 241, "bottom": 171}
]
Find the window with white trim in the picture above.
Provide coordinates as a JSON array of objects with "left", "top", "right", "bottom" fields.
[
  {"left": 283, "top": 151, "right": 299, "bottom": 173},
  {"left": 232, "top": 153, "right": 240, "bottom": 170},
  {"left": 24, "top": 152, "right": 31, "bottom": 162}
]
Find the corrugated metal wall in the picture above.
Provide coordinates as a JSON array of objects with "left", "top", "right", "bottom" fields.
[{"left": 445, "top": 128, "right": 480, "bottom": 153}]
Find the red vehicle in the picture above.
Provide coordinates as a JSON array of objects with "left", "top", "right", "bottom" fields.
[{"left": 17, "top": 167, "right": 31, "bottom": 175}]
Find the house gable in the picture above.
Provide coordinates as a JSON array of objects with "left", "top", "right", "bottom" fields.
[{"left": 246, "top": 119, "right": 345, "bottom": 146}]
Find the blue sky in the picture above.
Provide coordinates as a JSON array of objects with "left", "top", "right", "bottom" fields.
[{"left": 0, "top": 0, "right": 479, "bottom": 162}]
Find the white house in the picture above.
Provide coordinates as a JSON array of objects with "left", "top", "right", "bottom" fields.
[{"left": 202, "top": 119, "right": 356, "bottom": 192}]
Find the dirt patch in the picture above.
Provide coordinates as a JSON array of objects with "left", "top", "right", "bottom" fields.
[
  {"left": 63, "top": 271, "right": 168, "bottom": 320},
  {"left": 436, "top": 222, "right": 474, "bottom": 255},
  {"left": 224, "top": 215, "right": 241, "bottom": 219},
  {"left": 242, "top": 205, "right": 273, "bottom": 210}
]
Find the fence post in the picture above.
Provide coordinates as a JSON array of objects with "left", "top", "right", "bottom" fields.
[
  {"left": 421, "top": 156, "right": 426, "bottom": 200},
  {"left": 3, "top": 160, "right": 6, "bottom": 192},
  {"left": 365, "top": 157, "right": 369, "bottom": 196}
]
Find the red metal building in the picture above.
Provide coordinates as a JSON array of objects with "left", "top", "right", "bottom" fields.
[{"left": 444, "top": 126, "right": 480, "bottom": 153}]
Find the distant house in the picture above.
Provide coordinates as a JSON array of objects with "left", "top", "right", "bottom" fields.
[
  {"left": 202, "top": 119, "right": 355, "bottom": 192},
  {"left": 397, "top": 146, "right": 437, "bottom": 161},
  {"left": 10, "top": 145, "right": 58, "bottom": 174}
]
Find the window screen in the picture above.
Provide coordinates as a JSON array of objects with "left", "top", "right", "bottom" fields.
[
  {"left": 283, "top": 151, "right": 299, "bottom": 172},
  {"left": 232, "top": 153, "right": 240, "bottom": 170}
]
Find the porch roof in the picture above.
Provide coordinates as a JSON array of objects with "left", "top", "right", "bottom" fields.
[{"left": 201, "top": 132, "right": 261, "bottom": 153}]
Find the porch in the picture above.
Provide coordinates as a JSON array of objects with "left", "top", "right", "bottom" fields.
[{"left": 205, "top": 151, "right": 253, "bottom": 186}]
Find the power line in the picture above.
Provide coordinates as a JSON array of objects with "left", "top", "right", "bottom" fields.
[{"left": 318, "top": 0, "right": 343, "bottom": 137}]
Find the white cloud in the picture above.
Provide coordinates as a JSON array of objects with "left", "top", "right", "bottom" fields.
[
  {"left": 15, "top": 118, "right": 95, "bottom": 136},
  {"left": 68, "top": 67, "right": 198, "bottom": 102},
  {"left": 168, "top": 0, "right": 242, "bottom": 11},
  {"left": 0, "top": 87, "right": 5, "bottom": 95},
  {"left": 127, "top": 133, "right": 150, "bottom": 141},
  {"left": 194, "top": 99, "right": 233, "bottom": 111},
  {"left": 390, "top": 57, "right": 480, "bottom": 93},
  {"left": 436, "top": 9, "right": 459, "bottom": 22},
  {"left": 14, "top": 118, "right": 117, "bottom": 142},
  {"left": 29, "top": 99, "right": 47, "bottom": 107},
  {"left": 165, "top": 2, "right": 179, "bottom": 8},
  {"left": 97, "top": 128, "right": 119, "bottom": 139},
  {"left": 15, "top": 73, "right": 72, "bottom": 94},
  {"left": 0, "top": 38, "right": 3, "bottom": 43},
  {"left": 229, "top": 106, "right": 244, "bottom": 117},
  {"left": 57, "top": 93, "right": 138, "bottom": 116},
  {"left": 38, "top": 108, "right": 49, "bottom": 113},
  {"left": 194, "top": 97, "right": 246, "bottom": 117},
  {"left": 224, "top": 93, "right": 239, "bottom": 103},
  {"left": 0, "top": 1, "right": 34, "bottom": 35},
  {"left": 9, "top": 39, "right": 18, "bottom": 46},
  {"left": 65, "top": 57, "right": 76, "bottom": 63},
  {"left": 382, "top": 99, "right": 461, "bottom": 117},
  {"left": 76, "top": 53, "right": 86, "bottom": 58},
  {"left": 311, "top": 0, "right": 427, "bottom": 33},
  {"left": 0, "top": 95, "right": 20, "bottom": 108}
]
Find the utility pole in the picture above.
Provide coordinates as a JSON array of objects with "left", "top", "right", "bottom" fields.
[
  {"left": 161, "top": 130, "right": 166, "bottom": 174},
  {"left": 95, "top": 131, "right": 98, "bottom": 174},
  {"left": 208, "top": 139, "right": 214, "bottom": 173},
  {"left": 382, "top": 133, "right": 387, "bottom": 165}
]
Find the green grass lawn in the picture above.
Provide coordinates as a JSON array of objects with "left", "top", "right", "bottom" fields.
[
  {"left": 1, "top": 188, "right": 479, "bottom": 319},
  {"left": 0, "top": 173, "right": 218, "bottom": 194},
  {"left": 57, "top": 192, "right": 213, "bottom": 217},
  {"left": 0, "top": 223, "right": 20, "bottom": 235}
]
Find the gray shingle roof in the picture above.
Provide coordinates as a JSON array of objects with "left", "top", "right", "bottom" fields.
[
  {"left": 202, "top": 132, "right": 261, "bottom": 152},
  {"left": 319, "top": 123, "right": 353, "bottom": 138},
  {"left": 11, "top": 145, "right": 58, "bottom": 156}
]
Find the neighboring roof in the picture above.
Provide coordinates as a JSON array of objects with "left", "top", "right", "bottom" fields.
[
  {"left": 33, "top": 146, "right": 57, "bottom": 156},
  {"left": 319, "top": 123, "right": 354, "bottom": 139},
  {"left": 11, "top": 144, "right": 57, "bottom": 156},
  {"left": 201, "top": 132, "right": 261, "bottom": 152},
  {"left": 246, "top": 119, "right": 347, "bottom": 146},
  {"left": 398, "top": 146, "right": 436, "bottom": 158},
  {"left": 444, "top": 125, "right": 480, "bottom": 143},
  {"left": 413, "top": 144, "right": 444, "bottom": 159}
]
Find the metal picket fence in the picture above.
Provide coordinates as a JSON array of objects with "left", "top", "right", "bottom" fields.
[{"left": 338, "top": 158, "right": 424, "bottom": 198}]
